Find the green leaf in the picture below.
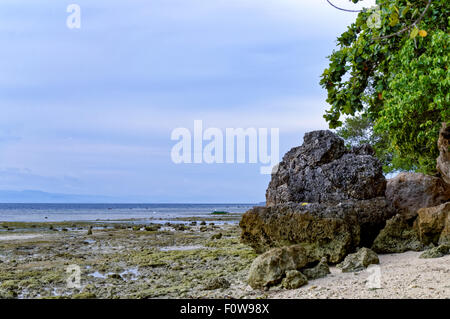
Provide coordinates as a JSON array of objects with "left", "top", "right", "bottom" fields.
[
  {"left": 389, "top": 11, "right": 399, "bottom": 27},
  {"left": 410, "top": 27, "right": 419, "bottom": 39}
]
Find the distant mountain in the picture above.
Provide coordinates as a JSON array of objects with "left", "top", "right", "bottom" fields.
[{"left": 0, "top": 190, "right": 122, "bottom": 203}]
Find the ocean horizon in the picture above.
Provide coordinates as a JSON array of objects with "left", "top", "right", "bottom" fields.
[{"left": 0, "top": 203, "right": 256, "bottom": 223}]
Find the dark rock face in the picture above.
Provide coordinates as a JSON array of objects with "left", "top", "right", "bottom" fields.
[
  {"left": 437, "top": 123, "right": 450, "bottom": 185},
  {"left": 386, "top": 172, "right": 450, "bottom": 220},
  {"left": 266, "top": 130, "right": 386, "bottom": 206},
  {"left": 240, "top": 130, "right": 393, "bottom": 264}
]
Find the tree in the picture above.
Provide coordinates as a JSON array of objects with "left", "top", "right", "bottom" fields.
[{"left": 321, "top": 0, "right": 449, "bottom": 174}]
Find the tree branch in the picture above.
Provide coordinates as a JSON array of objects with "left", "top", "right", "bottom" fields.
[
  {"left": 374, "top": 0, "right": 432, "bottom": 40},
  {"left": 326, "top": 0, "right": 362, "bottom": 13}
]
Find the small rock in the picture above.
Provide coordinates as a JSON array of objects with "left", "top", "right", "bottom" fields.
[
  {"left": 210, "top": 233, "right": 223, "bottom": 240},
  {"left": 108, "top": 273, "right": 123, "bottom": 280},
  {"left": 419, "top": 244, "right": 450, "bottom": 259},
  {"left": 203, "top": 277, "right": 230, "bottom": 290},
  {"left": 281, "top": 270, "right": 308, "bottom": 289},
  {"left": 199, "top": 226, "right": 208, "bottom": 232},
  {"left": 200, "top": 221, "right": 207, "bottom": 226},
  {"left": 337, "top": 247, "right": 379, "bottom": 272},
  {"left": 301, "top": 257, "right": 330, "bottom": 280}
]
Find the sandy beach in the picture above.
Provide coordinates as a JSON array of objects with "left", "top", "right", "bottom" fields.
[{"left": 0, "top": 216, "right": 448, "bottom": 299}]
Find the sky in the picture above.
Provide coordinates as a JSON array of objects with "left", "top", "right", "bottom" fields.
[{"left": 0, "top": 0, "right": 376, "bottom": 203}]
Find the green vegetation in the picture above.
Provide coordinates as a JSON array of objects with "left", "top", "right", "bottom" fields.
[
  {"left": 211, "top": 211, "right": 230, "bottom": 215},
  {"left": 321, "top": 0, "right": 449, "bottom": 173}
]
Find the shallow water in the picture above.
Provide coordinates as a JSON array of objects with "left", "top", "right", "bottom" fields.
[{"left": 0, "top": 203, "right": 254, "bottom": 222}]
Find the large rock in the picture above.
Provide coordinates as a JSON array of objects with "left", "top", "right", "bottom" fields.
[
  {"left": 266, "top": 130, "right": 386, "bottom": 206},
  {"left": 416, "top": 202, "right": 450, "bottom": 245},
  {"left": 386, "top": 172, "right": 450, "bottom": 220},
  {"left": 240, "top": 199, "right": 394, "bottom": 263},
  {"left": 241, "top": 130, "right": 394, "bottom": 263},
  {"left": 247, "top": 245, "right": 318, "bottom": 289},
  {"left": 437, "top": 123, "right": 450, "bottom": 185},
  {"left": 371, "top": 214, "right": 423, "bottom": 253},
  {"left": 337, "top": 247, "right": 379, "bottom": 272}
]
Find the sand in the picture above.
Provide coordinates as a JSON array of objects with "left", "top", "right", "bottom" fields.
[{"left": 264, "top": 251, "right": 450, "bottom": 299}]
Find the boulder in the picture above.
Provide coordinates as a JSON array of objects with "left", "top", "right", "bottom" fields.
[
  {"left": 247, "top": 245, "right": 318, "bottom": 289},
  {"left": 416, "top": 202, "right": 450, "bottom": 245},
  {"left": 281, "top": 270, "right": 308, "bottom": 289},
  {"left": 437, "top": 123, "right": 450, "bottom": 185},
  {"left": 337, "top": 247, "right": 379, "bottom": 272},
  {"left": 266, "top": 131, "right": 386, "bottom": 206},
  {"left": 385, "top": 172, "right": 450, "bottom": 220},
  {"left": 240, "top": 199, "right": 394, "bottom": 263},
  {"left": 301, "top": 257, "right": 330, "bottom": 280},
  {"left": 419, "top": 243, "right": 450, "bottom": 259},
  {"left": 371, "top": 214, "right": 423, "bottom": 253}
]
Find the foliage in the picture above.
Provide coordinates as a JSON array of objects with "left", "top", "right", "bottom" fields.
[{"left": 321, "top": 0, "right": 450, "bottom": 173}]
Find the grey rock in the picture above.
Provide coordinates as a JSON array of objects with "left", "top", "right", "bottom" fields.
[
  {"left": 204, "top": 277, "right": 231, "bottom": 290},
  {"left": 337, "top": 247, "right": 379, "bottom": 272},
  {"left": 247, "top": 245, "right": 318, "bottom": 289},
  {"left": 266, "top": 130, "right": 386, "bottom": 206},
  {"left": 281, "top": 270, "right": 308, "bottom": 289},
  {"left": 419, "top": 244, "right": 450, "bottom": 259},
  {"left": 301, "top": 257, "right": 330, "bottom": 280}
]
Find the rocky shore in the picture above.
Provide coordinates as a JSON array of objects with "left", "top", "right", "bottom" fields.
[
  {"left": 0, "top": 216, "right": 448, "bottom": 299},
  {"left": 240, "top": 126, "right": 449, "bottom": 294},
  {"left": 0, "top": 125, "right": 449, "bottom": 299}
]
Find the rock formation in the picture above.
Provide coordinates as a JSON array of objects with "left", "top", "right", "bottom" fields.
[
  {"left": 416, "top": 202, "right": 450, "bottom": 245},
  {"left": 373, "top": 123, "right": 450, "bottom": 252},
  {"left": 240, "top": 130, "right": 394, "bottom": 263},
  {"left": 266, "top": 130, "right": 386, "bottom": 206},
  {"left": 385, "top": 172, "right": 450, "bottom": 220},
  {"left": 437, "top": 123, "right": 450, "bottom": 185},
  {"left": 371, "top": 214, "right": 423, "bottom": 253}
]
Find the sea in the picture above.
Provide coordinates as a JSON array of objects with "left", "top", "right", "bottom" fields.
[{"left": 0, "top": 203, "right": 255, "bottom": 223}]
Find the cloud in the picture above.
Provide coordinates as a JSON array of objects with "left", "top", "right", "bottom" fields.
[{"left": 0, "top": 0, "right": 371, "bottom": 201}]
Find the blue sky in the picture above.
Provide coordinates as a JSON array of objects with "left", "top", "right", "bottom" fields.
[{"left": 0, "top": 0, "right": 375, "bottom": 203}]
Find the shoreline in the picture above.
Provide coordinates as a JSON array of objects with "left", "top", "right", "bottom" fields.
[{"left": 0, "top": 216, "right": 449, "bottom": 299}]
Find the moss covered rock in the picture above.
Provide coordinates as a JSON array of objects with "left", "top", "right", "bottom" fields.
[
  {"left": 371, "top": 214, "right": 423, "bottom": 253},
  {"left": 281, "top": 270, "right": 308, "bottom": 289},
  {"left": 301, "top": 257, "right": 330, "bottom": 280},
  {"left": 337, "top": 247, "right": 379, "bottom": 273},
  {"left": 240, "top": 199, "right": 393, "bottom": 263},
  {"left": 419, "top": 244, "right": 450, "bottom": 259},
  {"left": 247, "top": 245, "right": 318, "bottom": 289}
]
